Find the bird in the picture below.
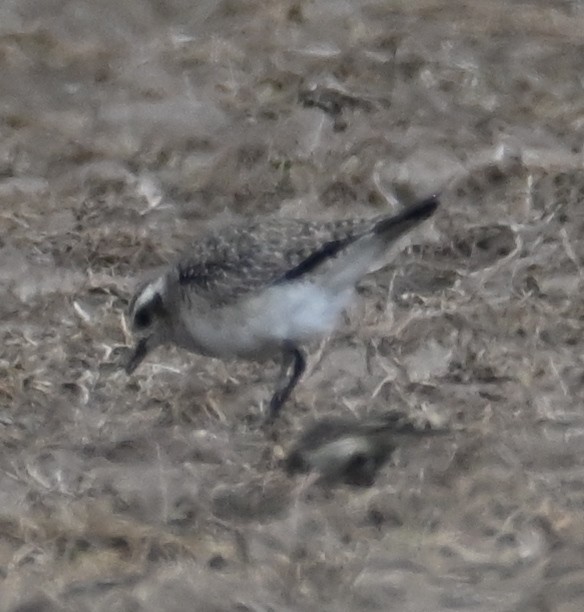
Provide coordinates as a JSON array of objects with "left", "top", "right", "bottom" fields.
[
  {"left": 124, "top": 195, "right": 439, "bottom": 421},
  {"left": 285, "top": 411, "right": 448, "bottom": 486}
]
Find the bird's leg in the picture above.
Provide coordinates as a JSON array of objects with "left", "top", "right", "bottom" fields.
[{"left": 267, "top": 344, "right": 306, "bottom": 421}]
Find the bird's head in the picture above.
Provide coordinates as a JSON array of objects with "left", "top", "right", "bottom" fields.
[{"left": 125, "top": 276, "right": 170, "bottom": 374}]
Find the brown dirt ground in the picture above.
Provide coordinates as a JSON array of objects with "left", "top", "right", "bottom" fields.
[{"left": 1, "top": 1, "right": 584, "bottom": 610}]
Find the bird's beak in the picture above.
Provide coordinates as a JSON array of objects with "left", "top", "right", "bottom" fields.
[{"left": 125, "top": 336, "right": 150, "bottom": 374}]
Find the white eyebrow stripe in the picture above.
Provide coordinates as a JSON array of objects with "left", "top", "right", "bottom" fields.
[{"left": 132, "top": 276, "right": 166, "bottom": 313}]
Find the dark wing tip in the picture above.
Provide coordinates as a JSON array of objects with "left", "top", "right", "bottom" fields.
[
  {"left": 404, "top": 193, "right": 440, "bottom": 221},
  {"left": 373, "top": 193, "right": 440, "bottom": 237}
]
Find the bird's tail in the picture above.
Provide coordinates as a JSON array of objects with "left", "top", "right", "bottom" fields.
[
  {"left": 321, "top": 194, "right": 440, "bottom": 291},
  {"left": 373, "top": 194, "right": 439, "bottom": 241}
]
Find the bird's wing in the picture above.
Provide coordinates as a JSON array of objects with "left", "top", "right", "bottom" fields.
[
  {"left": 175, "top": 196, "right": 438, "bottom": 305},
  {"left": 175, "top": 217, "right": 373, "bottom": 305}
]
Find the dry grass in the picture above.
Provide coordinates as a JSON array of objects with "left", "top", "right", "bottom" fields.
[{"left": 1, "top": 0, "right": 584, "bottom": 610}]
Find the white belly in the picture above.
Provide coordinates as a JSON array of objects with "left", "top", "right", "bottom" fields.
[{"left": 174, "top": 282, "right": 354, "bottom": 359}]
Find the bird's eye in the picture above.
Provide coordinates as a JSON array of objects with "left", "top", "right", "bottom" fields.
[
  {"left": 347, "top": 452, "right": 369, "bottom": 471},
  {"left": 134, "top": 306, "right": 152, "bottom": 330},
  {"left": 130, "top": 291, "right": 165, "bottom": 331}
]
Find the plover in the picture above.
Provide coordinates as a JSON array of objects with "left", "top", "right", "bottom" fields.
[
  {"left": 125, "top": 196, "right": 439, "bottom": 420},
  {"left": 285, "top": 411, "right": 448, "bottom": 486}
]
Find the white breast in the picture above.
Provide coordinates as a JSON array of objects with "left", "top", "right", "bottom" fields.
[{"left": 174, "top": 281, "right": 354, "bottom": 360}]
